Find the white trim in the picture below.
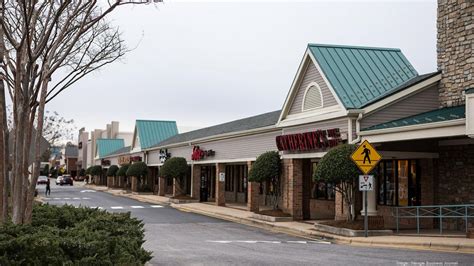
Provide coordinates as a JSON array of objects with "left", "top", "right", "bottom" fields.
[
  {"left": 360, "top": 120, "right": 466, "bottom": 143},
  {"left": 278, "top": 50, "right": 311, "bottom": 123},
  {"left": 280, "top": 152, "right": 327, "bottom": 159},
  {"left": 277, "top": 109, "right": 347, "bottom": 128},
  {"left": 187, "top": 158, "right": 256, "bottom": 165},
  {"left": 359, "top": 119, "right": 465, "bottom": 136},
  {"left": 466, "top": 93, "right": 474, "bottom": 137},
  {"left": 379, "top": 151, "right": 439, "bottom": 159},
  {"left": 302, "top": 82, "right": 324, "bottom": 112},
  {"left": 363, "top": 74, "right": 441, "bottom": 115}
]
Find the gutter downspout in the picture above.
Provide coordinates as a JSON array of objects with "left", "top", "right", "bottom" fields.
[{"left": 349, "top": 113, "right": 363, "bottom": 144}]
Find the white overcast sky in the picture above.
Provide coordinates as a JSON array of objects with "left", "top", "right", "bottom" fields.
[{"left": 46, "top": 0, "right": 438, "bottom": 136}]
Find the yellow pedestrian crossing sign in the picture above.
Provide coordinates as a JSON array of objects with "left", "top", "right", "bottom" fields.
[{"left": 351, "top": 140, "right": 382, "bottom": 174}]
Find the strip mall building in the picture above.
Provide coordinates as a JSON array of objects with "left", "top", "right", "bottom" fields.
[{"left": 100, "top": 0, "right": 473, "bottom": 230}]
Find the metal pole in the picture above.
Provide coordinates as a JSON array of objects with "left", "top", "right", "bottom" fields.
[
  {"left": 439, "top": 206, "right": 443, "bottom": 235},
  {"left": 364, "top": 190, "right": 368, "bottom": 237},
  {"left": 465, "top": 206, "right": 468, "bottom": 233},
  {"left": 416, "top": 207, "right": 420, "bottom": 234},
  {"left": 396, "top": 207, "right": 399, "bottom": 233}
]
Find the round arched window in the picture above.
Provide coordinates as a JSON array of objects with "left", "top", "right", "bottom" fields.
[{"left": 302, "top": 84, "right": 323, "bottom": 111}]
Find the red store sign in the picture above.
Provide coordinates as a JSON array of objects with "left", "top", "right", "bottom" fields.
[
  {"left": 191, "top": 146, "right": 215, "bottom": 161},
  {"left": 276, "top": 128, "right": 342, "bottom": 152}
]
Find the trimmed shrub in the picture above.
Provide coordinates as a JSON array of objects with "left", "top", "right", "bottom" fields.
[
  {"left": 313, "top": 144, "right": 361, "bottom": 221},
  {"left": 85, "top": 166, "right": 92, "bottom": 175},
  {"left": 126, "top": 162, "right": 148, "bottom": 178},
  {"left": 107, "top": 165, "right": 119, "bottom": 177},
  {"left": 160, "top": 157, "right": 187, "bottom": 180},
  {"left": 248, "top": 151, "right": 281, "bottom": 210},
  {"left": 248, "top": 151, "right": 281, "bottom": 183},
  {"left": 0, "top": 204, "right": 152, "bottom": 264},
  {"left": 117, "top": 164, "right": 130, "bottom": 177},
  {"left": 89, "top": 165, "right": 102, "bottom": 176},
  {"left": 78, "top": 168, "right": 86, "bottom": 177}
]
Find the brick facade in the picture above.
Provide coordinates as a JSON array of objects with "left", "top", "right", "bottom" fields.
[
  {"left": 437, "top": 0, "right": 474, "bottom": 106},
  {"left": 280, "top": 159, "right": 303, "bottom": 219},
  {"left": 158, "top": 176, "right": 166, "bottom": 196},
  {"left": 192, "top": 164, "right": 201, "bottom": 200},
  {"left": 215, "top": 163, "right": 226, "bottom": 206}
]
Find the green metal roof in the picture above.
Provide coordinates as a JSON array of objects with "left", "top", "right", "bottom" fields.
[
  {"left": 308, "top": 43, "right": 418, "bottom": 109},
  {"left": 96, "top": 139, "right": 125, "bottom": 158},
  {"left": 362, "top": 105, "right": 465, "bottom": 131},
  {"left": 136, "top": 120, "right": 178, "bottom": 149}
]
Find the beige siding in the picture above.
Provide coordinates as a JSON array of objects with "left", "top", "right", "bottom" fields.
[
  {"left": 147, "top": 150, "right": 161, "bottom": 165},
  {"left": 168, "top": 146, "right": 192, "bottom": 162},
  {"left": 282, "top": 118, "right": 348, "bottom": 135},
  {"left": 193, "top": 130, "right": 281, "bottom": 162},
  {"left": 361, "top": 85, "right": 440, "bottom": 129},
  {"left": 288, "top": 60, "right": 338, "bottom": 115}
]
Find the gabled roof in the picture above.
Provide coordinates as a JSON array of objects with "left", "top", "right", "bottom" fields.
[
  {"left": 308, "top": 43, "right": 418, "bottom": 109},
  {"left": 153, "top": 110, "right": 281, "bottom": 148},
  {"left": 134, "top": 120, "right": 179, "bottom": 149},
  {"left": 96, "top": 139, "right": 124, "bottom": 158},
  {"left": 362, "top": 105, "right": 465, "bottom": 131}
]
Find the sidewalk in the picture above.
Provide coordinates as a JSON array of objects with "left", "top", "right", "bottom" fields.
[{"left": 86, "top": 184, "right": 474, "bottom": 254}]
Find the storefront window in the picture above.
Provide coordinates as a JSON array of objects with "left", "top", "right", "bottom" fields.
[
  {"left": 310, "top": 162, "right": 334, "bottom": 200},
  {"left": 225, "top": 165, "right": 248, "bottom": 193},
  {"left": 378, "top": 160, "right": 420, "bottom": 206}
]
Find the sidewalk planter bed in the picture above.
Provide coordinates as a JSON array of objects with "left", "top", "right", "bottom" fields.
[
  {"left": 314, "top": 221, "right": 393, "bottom": 237},
  {"left": 251, "top": 213, "right": 293, "bottom": 222},
  {"left": 169, "top": 198, "right": 200, "bottom": 204}
]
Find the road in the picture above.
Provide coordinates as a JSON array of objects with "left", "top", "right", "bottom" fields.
[{"left": 37, "top": 181, "right": 474, "bottom": 266}]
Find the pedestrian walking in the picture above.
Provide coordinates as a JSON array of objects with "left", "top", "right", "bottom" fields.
[{"left": 45, "top": 178, "right": 51, "bottom": 196}]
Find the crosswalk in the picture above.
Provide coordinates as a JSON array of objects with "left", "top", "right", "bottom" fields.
[
  {"left": 45, "top": 197, "right": 91, "bottom": 200},
  {"left": 206, "top": 240, "right": 331, "bottom": 245},
  {"left": 88, "top": 205, "right": 164, "bottom": 210}
]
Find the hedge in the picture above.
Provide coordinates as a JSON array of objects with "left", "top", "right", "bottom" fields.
[
  {"left": 117, "top": 164, "right": 130, "bottom": 177},
  {"left": 126, "top": 162, "right": 148, "bottom": 177},
  {"left": 107, "top": 165, "right": 119, "bottom": 177},
  {"left": 0, "top": 204, "right": 152, "bottom": 264}
]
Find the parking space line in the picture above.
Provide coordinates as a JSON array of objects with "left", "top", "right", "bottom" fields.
[
  {"left": 131, "top": 206, "right": 144, "bottom": 209},
  {"left": 150, "top": 205, "right": 163, "bottom": 208},
  {"left": 111, "top": 206, "right": 123, "bottom": 209}
]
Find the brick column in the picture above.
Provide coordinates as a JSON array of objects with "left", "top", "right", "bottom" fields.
[
  {"left": 283, "top": 159, "right": 303, "bottom": 220},
  {"left": 107, "top": 176, "right": 113, "bottom": 188},
  {"left": 131, "top": 176, "right": 138, "bottom": 192},
  {"left": 215, "top": 163, "right": 226, "bottom": 206},
  {"left": 192, "top": 164, "right": 201, "bottom": 200},
  {"left": 158, "top": 176, "right": 166, "bottom": 196},
  {"left": 246, "top": 161, "right": 259, "bottom": 212}
]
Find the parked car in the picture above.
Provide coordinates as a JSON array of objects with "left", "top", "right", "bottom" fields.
[
  {"left": 37, "top": 176, "right": 49, "bottom": 185},
  {"left": 61, "top": 175, "right": 74, "bottom": 186},
  {"left": 55, "top": 176, "right": 63, "bottom": 185}
]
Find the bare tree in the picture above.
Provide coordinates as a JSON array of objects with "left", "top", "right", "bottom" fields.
[{"left": 0, "top": 0, "right": 158, "bottom": 224}]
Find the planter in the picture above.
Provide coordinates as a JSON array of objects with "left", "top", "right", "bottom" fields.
[
  {"left": 314, "top": 222, "right": 393, "bottom": 237},
  {"left": 251, "top": 213, "right": 293, "bottom": 222},
  {"left": 169, "top": 198, "right": 199, "bottom": 204}
]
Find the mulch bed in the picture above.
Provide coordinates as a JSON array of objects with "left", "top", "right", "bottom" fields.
[
  {"left": 256, "top": 209, "right": 292, "bottom": 217},
  {"left": 321, "top": 220, "right": 383, "bottom": 230}
]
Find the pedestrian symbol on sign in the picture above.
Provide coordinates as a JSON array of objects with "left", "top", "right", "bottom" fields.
[{"left": 351, "top": 140, "right": 381, "bottom": 175}]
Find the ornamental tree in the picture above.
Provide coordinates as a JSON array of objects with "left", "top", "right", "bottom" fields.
[
  {"left": 78, "top": 168, "right": 86, "bottom": 177},
  {"left": 117, "top": 164, "right": 130, "bottom": 177},
  {"left": 89, "top": 166, "right": 103, "bottom": 177},
  {"left": 248, "top": 151, "right": 281, "bottom": 210},
  {"left": 313, "top": 144, "right": 361, "bottom": 221},
  {"left": 107, "top": 165, "right": 119, "bottom": 177},
  {"left": 126, "top": 162, "right": 148, "bottom": 178},
  {"left": 160, "top": 157, "right": 188, "bottom": 196}
]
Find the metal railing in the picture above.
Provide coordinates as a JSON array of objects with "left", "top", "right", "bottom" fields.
[{"left": 393, "top": 204, "right": 474, "bottom": 234}]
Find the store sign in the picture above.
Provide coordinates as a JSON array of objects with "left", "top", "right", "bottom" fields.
[
  {"left": 130, "top": 156, "right": 142, "bottom": 162},
  {"left": 159, "top": 149, "right": 171, "bottom": 163},
  {"left": 276, "top": 128, "right": 342, "bottom": 152},
  {"left": 191, "top": 146, "right": 215, "bottom": 161},
  {"left": 119, "top": 156, "right": 130, "bottom": 165},
  {"left": 101, "top": 159, "right": 111, "bottom": 166}
]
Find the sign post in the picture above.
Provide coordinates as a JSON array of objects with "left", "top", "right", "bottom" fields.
[{"left": 351, "top": 140, "right": 381, "bottom": 238}]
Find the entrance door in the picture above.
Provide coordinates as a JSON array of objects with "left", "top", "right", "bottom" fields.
[
  {"left": 200, "top": 165, "right": 216, "bottom": 201},
  {"left": 302, "top": 159, "right": 312, "bottom": 220}
]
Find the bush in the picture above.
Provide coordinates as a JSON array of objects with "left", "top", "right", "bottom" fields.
[
  {"left": 78, "top": 168, "right": 86, "bottom": 177},
  {"left": 117, "top": 164, "right": 130, "bottom": 177},
  {"left": 85, "top": 166, "right": 92, "bottom": 175},
  {"left": 89, "top": 165, "right": 102, "bottom": 176},
  {"left": 0, "top": 204, "right": 152, "bottom": 264},
  {"left": 126, "top": 162, "right": 148, "bottom": 178},
  {"left": 107, "top": 165, "right": 119, "bottom": 177},
  {"left": 313, "top": 144, "right": 361, "bottom": 221},
  {"left": 160, "top": 157, "right": 187, "bottom": 180},
  {"left": 248, "top": 151, "right": 281, "bottom": 183}
]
